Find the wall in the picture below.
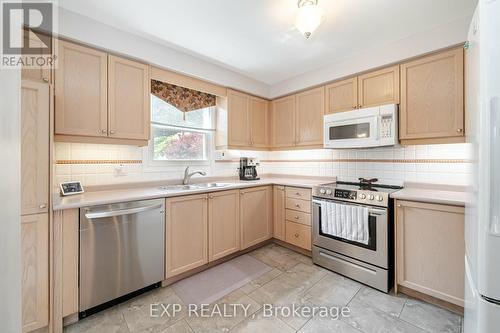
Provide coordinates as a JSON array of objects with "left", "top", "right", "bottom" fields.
[
  {"left": 0, "top": 69, "right": 22, "bottom": 332},
  {"left": 54, "top": 142, "right": 471, "bottom": 188}
]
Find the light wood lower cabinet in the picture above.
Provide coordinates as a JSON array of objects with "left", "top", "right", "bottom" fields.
[
  {"left": 166, "top": 194, "right": 208, "bottom": 278},
  {"left": 395, "top": 200, "right": 465, "bottom": 307},
  {"left": 285, "top": 221, "right": 311, "bottom": 251},
  {"left": 21, "top": 213, "right": 49, "bottom": 332},
  {"left": 273, "top": 186, "right": 286, "bottom": 241},
  {"left": 208, "top": 190, "right": 240, "bottom": 261},
  {"left": 240, "top": 186, "right": 273, "bottom": 249}
]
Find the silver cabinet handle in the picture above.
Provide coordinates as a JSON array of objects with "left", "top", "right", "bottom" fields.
[
  {"left": 39, "top": 204, "right": 47, "bottom": 209},
  {"left": 294, "top": 216, "right": 299, "bottom": 220},
  {"left": 85, "top": 203, "right": 163, "bottom": 219},
  {"left": 295, "top": 204, "right": 301, "bottom": 208},
  {"left": 109, "top": 130, "right": 116, "bottom": 134},
  {"left": 42, "top": 77, "right": 49, "bottom": 83},
  {"left": 100, "top": 129, "right": 107, "bottom": 134},
  {"left": 294, "top": 233, "right": 299, "bottom": 238},
  {"left": 457, "top": 128, "right": 464, "bottom": 133}
]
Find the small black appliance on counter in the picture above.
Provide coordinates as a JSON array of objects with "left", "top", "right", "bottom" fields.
[{"left": 238, "top": 157, "right": 260, "bottom": 181}]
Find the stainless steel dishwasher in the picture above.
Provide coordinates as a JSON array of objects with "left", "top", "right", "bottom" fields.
[{"left": 79, "top": 198, "right": 165, "bottom": 316}]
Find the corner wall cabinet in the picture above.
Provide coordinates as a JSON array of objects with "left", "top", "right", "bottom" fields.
[
  {"left": 55, "top": 39, "right": 150, "bottom": 145},
  {"left": 399, "top": 47, "right": 464, "bottom": 145},
  {"left": 395, "top": 200, "right": 465, "bottom": 309}
]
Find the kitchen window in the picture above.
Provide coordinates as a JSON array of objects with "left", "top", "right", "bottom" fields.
[{"left": 147, "top": 80, "right": 216, "bottom": 164}]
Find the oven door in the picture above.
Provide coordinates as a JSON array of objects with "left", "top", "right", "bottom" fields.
[{"left": 312, "top": 198, "right": 389, "bottom": 269}]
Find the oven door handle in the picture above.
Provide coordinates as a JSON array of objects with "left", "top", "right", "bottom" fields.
[{"left": 313, "top": 199, "right": 387, "bottom": 216}]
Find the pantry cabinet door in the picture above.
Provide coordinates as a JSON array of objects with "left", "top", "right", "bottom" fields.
[
  {"left": 249, "top": 96, "right": 269, "bottom": 148},
  {"left": 273, "top": 186, "right": 286, "bottom": 241},
  {"left": 21, "top": 213, "right": 49, "bottom": 332},
  {"left": 227, "top": 89, "right": 250, "bottom": 147},
  {"left": 399, "top": 48, "right": 464, "bottom": 141},
  {"left": 240, "top": 186, "right": 272, "bottom": 249},
  {"left": 396, "top": 200, "right": 465, "bottom": 306},
  {"left": 325, "top": 77, "right": 358, "bottom": 114},
  {"left": 295, "top": 87, "right": 324, "bottom": 146},
  {"left": 166, "top": 194, "right": 208, "bottom": 277},
  {"left": 21, "top": 31, "right": 52, "bottom": 83},
  {"left": 55, "top": 40, "right": 108, "bottom": 137},
  {"left": 271, "top": 96, "right": 296, "bottom": 148},
  {"left": 208, "top": 190, "right": 240, "bottom": 261},
  {"left": 21, "top": 81, "right": 49, "bottom": 215},
  {"left": 358, "top": 65, "right": 400, "bottom": 108},
  {"left": 108, "top": 55, "right": 150, "bottom": 140}
]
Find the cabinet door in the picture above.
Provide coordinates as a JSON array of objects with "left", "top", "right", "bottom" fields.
[
  {"left": 227, "top": 89, "right": 250, "bottom": 147},
  {"left": 108, "top": 55, "right": 150, "bottom": 140},
  {"left": 358, "top": 65, "right": 400, "bottom": 108},
  {"left": 325, "top": 77, "right": 358, "bottom": 114},
  {"left": 400, "top": 48, "right": 464, "bottom": 141},
  {"left": 249, "top": 97, "right": 269, "bottom": 148},
  {"left": 396, "top": 200, "right": 465, "bottom": 306},
  {"left": 208, "top": 190, "right": 240, "bottom": 261},
  {"left": 271, "top": 96, "right": 296, "bottom": 147},
  {"left": 21, "top": 31, "right": 51, "bottom": 83},
  {"left": 240, "top": 186, "right": 272, "bottom": 249},
  {"left": 21, "top": 213, "right": 49, "bottom": 332},
  {"left": 295, "top": 87, "right": 324, "bottom": 146},
  {"left": 273, "top": 186, "right": 285, "bottom": 241},
  {"left": 21, "top": 81, "right": 49, "bottom": 215},
  {"left": 55, "top": 40, "right": 108, "bottom": 137},
  {"left": 166, "top": 194, "right": 208, "bottom": 277}
]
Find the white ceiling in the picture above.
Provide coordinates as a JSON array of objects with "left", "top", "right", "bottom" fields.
[{"left": 59, "top": 0, "right": 476, "bottom": 86}]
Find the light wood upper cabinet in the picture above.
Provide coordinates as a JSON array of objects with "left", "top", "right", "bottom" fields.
[
  {"left": 271, "top": 95, "right": 296, "bottom": 147},
  {"left": 55, "top": 40, "right": 108, "bottom": 137},
  {"left": 21, "top": 213, "right": 49, "bottom": 332},
  {"left": 21, "top": 81, "right": 49, "bottom": 216},
  {"left": 227, "top": 89, "right": 250, "bottom": 147},
  {"left": 399, "top": 48, "right": 464, "bottom": 143},
  {"left": 295, "top": 87, "right": 324, "bottom": 146},
  {"left": 358, "top": 65, "right": 400, "bottom": 108},
  {"left": 21, "top": 31, "right": 51, "bottom": 83},
  {"left": 249, "top": 96, "right": 269, "bottom": 147},
  {"left": 240, "top": 186, "right": 273, "bottom": 249},
  {"left": 166, "top": 194, "right": 208, "bottom": 278},
  {"left": 325, "top": 77, "right": 358, "bottom": 114},
  {"left": 208, "top": 190, "right": 240, "bottom": 261},
  {"left": 108, "top": 55, "right": 150, "bottom": 140},
  {"left": 396, "top": 200, "right": 465, "bottom": 307},
  {"left": 273, "top": 186, "right": 286, "bottom": 241}
]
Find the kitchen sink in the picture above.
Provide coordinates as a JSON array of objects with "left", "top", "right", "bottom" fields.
[
  {"left": 158, "top": 184, "right": 201, "bottom": 191},
  {"left": 195, "top": 182, "right": 233, "bottom": 188}
]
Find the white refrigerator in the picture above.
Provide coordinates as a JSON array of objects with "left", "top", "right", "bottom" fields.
[{"left": 465, "top": 0, "right": 500, "bottom": 332}]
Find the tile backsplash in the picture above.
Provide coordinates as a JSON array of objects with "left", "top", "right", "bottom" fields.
[{"left": 54, "top": 142, "right": 472, "bottom": 189}]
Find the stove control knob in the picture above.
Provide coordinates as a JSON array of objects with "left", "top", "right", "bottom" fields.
[
  {"left": 326, "top": 189, "right": 332, "bottom": 195},
  {"left": 319, "top": 189, "right": 326, "bottom": 194},
  {"left": 376, "top": 195, "right": 383, "bottom": 202},
  {"left": 368, "top": 194, "right": 375, "bottom": 200},
  {"left": 359, "top": 193, "right": 366, "bottom": 199}
]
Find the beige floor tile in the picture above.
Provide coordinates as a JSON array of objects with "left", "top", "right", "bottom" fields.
[
  {"left": 186, "top": 289, "right": 261, "bottom": 333},
  {"left": 64, "top": 307, "right": 129, "bottom": 333},
  {"left": 239, "top": 268, "right": 283, "bottom": 294},
  {"left": 230, "top": 309, "right": 294, "bottom": 333},
  {"left": 249, "top": 244, "right": 303, "bottom": 271},
  {"left": 300, "top": 272, "right": 361, "bottom": 307},
  {"left": 344, "top": 298, "right": 426, "bottom": 333},
  {"left": 137, "top": 319, "right": 194, "bottom": 333},
  {"left": 352, "top": 286, "right": 407, "bottom": 317},
  {"left": 400, "top": 298, "right": 462, "bottom": 333},
  {"left": 299, "top": 315, "right": 362, "bottom": 333}
]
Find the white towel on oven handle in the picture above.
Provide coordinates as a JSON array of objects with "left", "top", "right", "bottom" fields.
[{"left": 320, "top": 201, "right": 369, "bottom": 245}]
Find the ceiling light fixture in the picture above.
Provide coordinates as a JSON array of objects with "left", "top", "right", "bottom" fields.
[{"left": 295, "top": 0, "right": 324, "bottom": 39}]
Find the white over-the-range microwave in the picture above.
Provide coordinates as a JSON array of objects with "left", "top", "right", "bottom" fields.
[{"left": 323, "top": 104, "right": 398, "bottom": 148}]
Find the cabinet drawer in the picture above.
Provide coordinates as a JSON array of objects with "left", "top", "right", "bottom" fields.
[
  {"left": 285, "top": 209, "right": 311, "bottom": 226},
  {"left": 285, "top": 221, "right": 311, "bottom": 250},
  {"left": 285, "top": 197, "right": 311, "bottom": 213},
  {"left": 285, "top": 187, "right": 311, "bottom": 200}
]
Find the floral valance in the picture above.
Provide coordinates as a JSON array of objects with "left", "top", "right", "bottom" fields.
[{"left": 151, "top": 79, "right": 216, "bottom": 112}]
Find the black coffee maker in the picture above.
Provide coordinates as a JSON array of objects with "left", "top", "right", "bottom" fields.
[{"left": 239, "top": 157, "right": 260, "bottom": 181}]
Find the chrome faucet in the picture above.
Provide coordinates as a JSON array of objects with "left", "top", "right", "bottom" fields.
[{"left": 183, "top": 166, "right": 207, "bottom": 185}]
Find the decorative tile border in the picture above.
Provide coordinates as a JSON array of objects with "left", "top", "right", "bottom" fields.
[
  {"left": 215, "top": 159, "right": 472, "bottom": 164},
  {"left": 56, "top": 160, "right": 142, "bottom": 165}
]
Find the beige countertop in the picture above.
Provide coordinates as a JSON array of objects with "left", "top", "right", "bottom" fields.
[
  {"left": 52, "top": 176, "right": 333, "bottom": 211},
  {"left": 390, "top": 183, "right": 468, "bottom": 207}
]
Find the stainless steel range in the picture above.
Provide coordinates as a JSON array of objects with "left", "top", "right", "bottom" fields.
[{"left": 312, "top": 178, "right": 402, "bottom": 292}]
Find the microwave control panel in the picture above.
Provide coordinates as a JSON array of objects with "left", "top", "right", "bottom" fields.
[{"left": 380, "top": 115, "right": 393, "bottom": 139}]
